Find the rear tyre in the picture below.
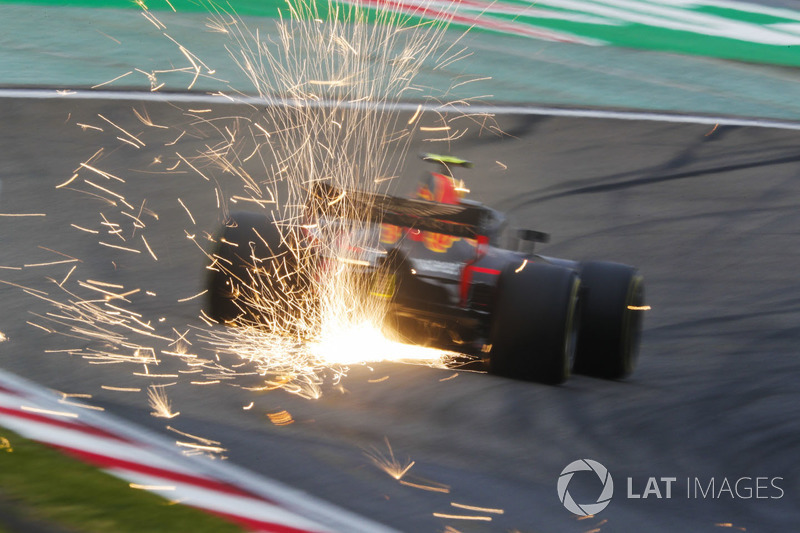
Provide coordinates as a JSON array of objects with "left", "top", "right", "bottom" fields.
[
  {"left": 573, "top": 261, "right": 644, "bottom": 379},
  {"left": 206, "top": 212, "right": 299, "bottom": 324},
  {"left": 489, "top": 263, "right": 580, "bottom": 384}
]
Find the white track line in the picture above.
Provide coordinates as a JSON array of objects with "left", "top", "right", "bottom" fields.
[
  {"left": 2, "top": 87, "right": 800, "bottom": 131},
  {"left": 0, "top": 369, "right": 399, "bottom": 533}
]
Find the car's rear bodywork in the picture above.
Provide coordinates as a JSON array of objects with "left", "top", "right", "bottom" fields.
[{"left": 208, "top": 156, "right": 646, "bottom": 384}]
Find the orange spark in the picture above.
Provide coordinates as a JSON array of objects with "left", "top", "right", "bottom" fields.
[
  {"left": 399, "top": 479, "right": 451, "bottom": 493},
  {"left": 97, "top": 114, "right": 145, "bottom": 147},
  {"left": 177, "top": 198, "right": 196, "bottom": 225},
  {"left": 20, "top": 406, "right": 78, "bottom": 418},
  {"left": 92, "top": 71, "right": 133, "bottom": 89},
  {"left": 267, "top": 410, "right": 295, "bottom": 426},
  {"left": 141, "top": 235, "right": 158, "bottom": 261},
  {"left": 432, "top": 513, "right": 492, "bottom": 521},
  {"left": 100, "top": 386, "right": 141, "bottom": 392},
  {"left": 451, "top": 502, "right": 504, "bottom": 514},
  {"left": 177, "top": 290, "right": 207, "bottom": 303}
]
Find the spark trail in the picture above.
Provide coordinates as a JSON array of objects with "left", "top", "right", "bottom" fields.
[
  {"left": 14, "top": 0, "right": 490, "bottom": 401},
  {"left": 195, "top": 0, "right": 478, "bottom": 397}
]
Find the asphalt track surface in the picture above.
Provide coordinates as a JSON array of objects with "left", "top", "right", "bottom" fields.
[{"left": 1, "top": 95, "right": 799, "bottom": 532}]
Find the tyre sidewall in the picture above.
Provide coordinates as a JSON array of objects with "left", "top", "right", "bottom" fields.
[{"left": 489, "top": 262, "right": 580, "bottom": 384}]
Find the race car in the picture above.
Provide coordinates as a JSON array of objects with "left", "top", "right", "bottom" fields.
[{"left": 206, "top": 154, "right": 645, "bottom": 384}]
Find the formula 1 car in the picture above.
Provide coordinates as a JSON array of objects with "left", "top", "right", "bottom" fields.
[{"left": 206, "top": 154, "right": 645, "bottom": 384}]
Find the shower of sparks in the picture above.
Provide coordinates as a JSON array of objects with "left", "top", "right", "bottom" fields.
[
  {"left": 178, "top": 0, "right": 480, "bottom": 395},
  {"left": 364, "top": 437, "right": 415, "bottom": 480},
  {"left": 11, "top": 0, "right": 493, "bottom": 406},
  {"left": 148, "top": 385, "right": 180, "bottom": 418},
  {"left": 0, "top": 332, "right": 6, "bottom": 343}
]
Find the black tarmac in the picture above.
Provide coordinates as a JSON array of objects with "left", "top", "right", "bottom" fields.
[{"left": 1, "top": 97, "right": 798, "bottom": 532}]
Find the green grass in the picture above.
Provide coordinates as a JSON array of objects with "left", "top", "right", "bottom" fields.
[{"left": 0, "top": 427, "right": 244, "bottom": 533}]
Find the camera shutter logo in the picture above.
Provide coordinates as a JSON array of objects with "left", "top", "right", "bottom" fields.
[{"left": 558, "top": 459, "right": 614, "bottom": 516}]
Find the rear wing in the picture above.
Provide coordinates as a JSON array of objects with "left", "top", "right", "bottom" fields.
[
  {"left": 420, "top": 153, "right": 474, "bottom": 169},
  {"left": 310, "top": 182, "right": 489, "bottom": 239}
]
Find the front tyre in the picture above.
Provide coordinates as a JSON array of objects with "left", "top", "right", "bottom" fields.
[
  {"left": 489, "top": 263, "right": 580, "bottom": 385},
  {"left": 573, "top": 261, "right": 645, "bottom": 379}
]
